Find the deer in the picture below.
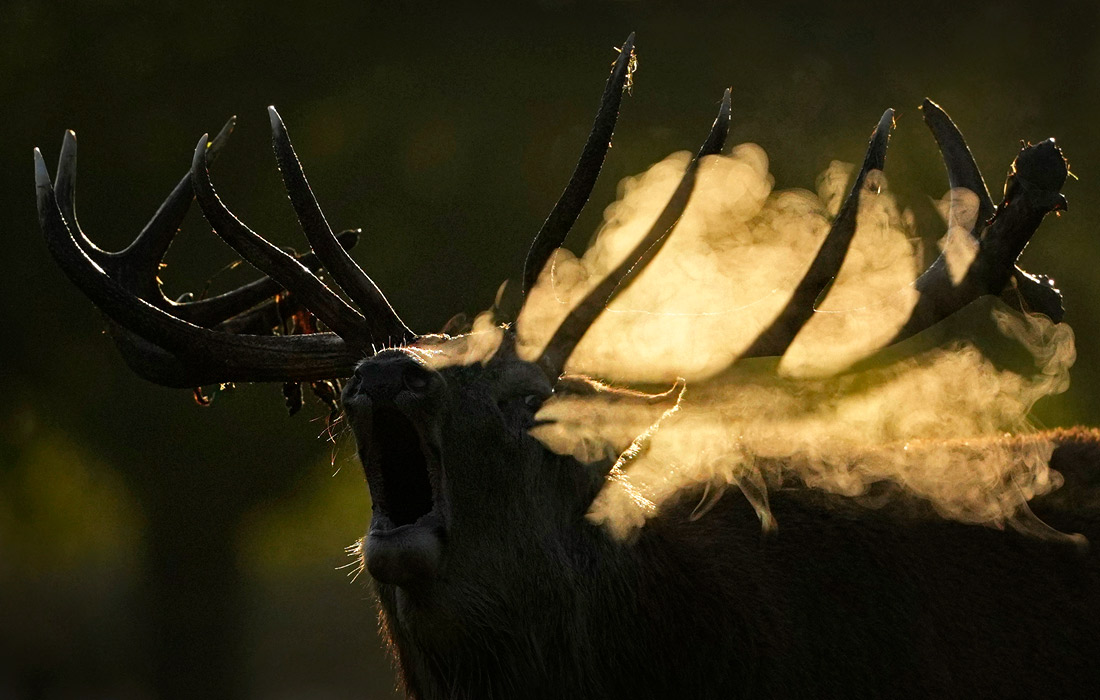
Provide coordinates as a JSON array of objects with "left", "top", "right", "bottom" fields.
[{"left": 35, "top": 33, "right": 1100, "bottom": 700}]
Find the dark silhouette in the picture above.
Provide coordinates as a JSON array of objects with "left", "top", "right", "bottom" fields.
[{"left": 35, "top": 35, "right": 1097, "bottom": 699}]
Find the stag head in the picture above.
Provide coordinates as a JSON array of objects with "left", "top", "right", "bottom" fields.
[{"left": 35, "top": 33, "right": 1073, "bottom": 697}]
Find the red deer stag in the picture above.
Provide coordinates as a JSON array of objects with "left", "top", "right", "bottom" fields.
[{"left": 36, "top": 34, "right": 1100, "bottom": 700}]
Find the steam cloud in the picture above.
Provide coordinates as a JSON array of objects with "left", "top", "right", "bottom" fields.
[{"left": 511, "top": 145, "right": 1076, "bottom": 539}]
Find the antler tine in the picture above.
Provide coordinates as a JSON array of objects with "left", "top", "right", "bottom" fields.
[
  {"left": 267, "top": 106, "right": 416, "bottom": 346},
  {"left": 921, "top": 99, "right": 1064, "bottom": 322},
  {"left": 53, "top": 119, "right": 237, "bottom": 293},
  {"left": 698, "top": 87, "right": 733, "bottom": 159},
  {"left": 890, "top": 137, "right": 1069, "bottom": 343},
  {"left": 536, "top": 89, "right": 732, "bottom": 379},
  {"left": 1006, "top": 267, "right": 1064, "bottom": 324},
  {"left": 36, "top": 148, "right": 360, "bottom": 387},
  {"left": 921, "top": 99, "right": 995, "bottom": 229},
  {"left": 738, "top": 108, "right": 895, "bottom": 361},
  {"left": 53, "top": 130, "right": 112, "bottom": 268},
  {"left": 181, "top": 229, "right": 360, "bottom": 327},
  {"left": 189, "top": 134, "right": 373, "bottom": 347},
  {"left": 522, "top": 32, "right": 637, "bottom": 297},
  {"left": 50, "top": 118, "right": 322, "bottom": 328},
  {"left": 116, "top": 117, "right": 237, "bottom": 294}
]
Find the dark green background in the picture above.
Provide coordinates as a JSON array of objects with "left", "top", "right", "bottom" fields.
[{"left": 3, "top": 1, "right": 1099, "bottom": 697}]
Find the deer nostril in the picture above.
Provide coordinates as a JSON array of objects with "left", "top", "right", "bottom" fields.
[{"left": 403, "top": 368, "right": 430, "bottom": 392}]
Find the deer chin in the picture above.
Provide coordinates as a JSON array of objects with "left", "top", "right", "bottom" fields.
[
  {"left": 365, "top": 513, "right": 445, "bottom": 588},
  {"left": 358, "top": 401, "right": 447, "bottom": 588}
]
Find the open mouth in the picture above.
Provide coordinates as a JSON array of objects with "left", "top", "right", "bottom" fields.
[
  {"left": 360, "top": 401, "right": 446, "bottom": 588},
  {"left": 372, "top": 405, "right": 435, "bottom": 526}
]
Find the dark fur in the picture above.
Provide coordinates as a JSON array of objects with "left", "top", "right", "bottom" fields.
[{"left": 353, "top": 354, "right": 1100, "bottom": 700}]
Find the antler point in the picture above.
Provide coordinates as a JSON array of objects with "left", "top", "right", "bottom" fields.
[{"left": 33, "top": 148, "right": 50, "bottom": 187}]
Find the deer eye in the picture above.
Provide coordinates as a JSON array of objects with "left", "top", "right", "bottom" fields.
[{"left": 497, "top": 389, "right": 549, "bottom": 415}]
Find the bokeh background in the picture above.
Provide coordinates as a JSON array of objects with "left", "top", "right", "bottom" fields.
[{"left": 2, "top": 1, "right": 1099, "bottom": 697}]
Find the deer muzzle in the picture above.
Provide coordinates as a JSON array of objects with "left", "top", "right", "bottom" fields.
[{"left": 342, "top": 350, "right": 447, "bottom": 588}]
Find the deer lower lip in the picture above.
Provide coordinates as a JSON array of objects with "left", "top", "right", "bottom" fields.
[{"left": 366, "top": 514, "right": 444, "bottom": 586}]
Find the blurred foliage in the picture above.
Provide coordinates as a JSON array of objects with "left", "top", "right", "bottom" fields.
[
  {"left": 0, "top": 427, "right": 143, "bottom": 576},
  {"left": 1, "top": 0, "right": 1099, "bottom": 697},
  {"left": 238, "top": 438, "right": 366, "bottom": 580}
]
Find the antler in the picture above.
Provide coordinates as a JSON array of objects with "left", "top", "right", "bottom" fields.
[
  {"left": 535, "top": 88, "right": 733, "bottom": 379},
  {"left": 738, "top": 109, "right": 895, "bottom": 360},
  {"left": 41, "top": 32, "right": 1068, "bottom": 394},
  {"left": 267, "top": 108, "right": 413, "bottom": 343},
  {"left": 36, "top": 113, "right": 413, "bottom": 387},
  {"left": 523, "top": 33, "right": 636, "bottom": 298},
  {"left": 736, "top": 99, "right": 1067, "bottom": 364},
  {"left": 920, "top": 99, "right": 1064, "bottom": 323},
  {"left": 887, "top": 103, "right": 1068, "bottom": 343},
  {"left": 731, "top": 99, "right": 1068, "bottom": 364},
  {"left": 523, "top": 95, "right": 1068, "bottom": 379},
  {"left": 50, "top": 118, "right": 328, "bottom": 328}
]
